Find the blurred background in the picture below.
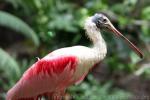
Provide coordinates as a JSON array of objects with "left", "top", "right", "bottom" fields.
[{"left": 0, "top": 0, "right": 150, "bottom": 100}]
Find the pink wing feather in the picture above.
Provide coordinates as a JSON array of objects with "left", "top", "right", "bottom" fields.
[{"left": 6, "top": 55, "right": 78, "bottom": 100}]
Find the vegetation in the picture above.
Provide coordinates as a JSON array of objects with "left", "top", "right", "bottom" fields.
[
  {"left": 0, "top": 11, "right": 39, "bottom": 46},
  {"left": 0, "top": 0, "right": 150, "bottom": 99}
]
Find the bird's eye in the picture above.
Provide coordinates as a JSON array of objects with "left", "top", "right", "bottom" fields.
[{"left": 102, "top": 18, "right": 107, "bottom": 23}]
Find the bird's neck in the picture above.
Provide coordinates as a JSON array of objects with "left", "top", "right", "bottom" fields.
[
  {"left": 84, "top": 18, "right": 107, "bottom": 59},
  {"left": 85, "top": 25, "right": 107, "bottom": 51}
]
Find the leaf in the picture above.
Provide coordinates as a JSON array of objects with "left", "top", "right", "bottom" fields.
[
  {"left": 48, "top": 13, "right": 78, "bottom": 32},
  {"left": 142, "top": 6, "right": 150, "bottom": 20},
  {"left": 130, "top": 52, "right": 141, "bottom": 64},
  {"left": 68, "top": 75, "right": 132, "bottom": 100},
  {"left": 0, "top": 11, "right": 39, "bottom": 47},
  {"left": 0, "top": 48, "right": 20, "bottom": 81}
]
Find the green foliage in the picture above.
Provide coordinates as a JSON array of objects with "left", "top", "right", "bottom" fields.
[
  {"left": 142, "top": 6, "right": 150, "bottom": 20},
  {"left": 143, "top": 68, "right": 150, "bottom": 79},
  {"left": 0, "top": 11, "right": 39, "bottom": 46},
  {"left": 0, "top": 48, "right": 20, "bottom": 90},
  {"left": 68, "top": 75, "right": 132, "bottom": 100},
  {"left": 0, "top": 0, "right": 150, "bottom": 99},
  {"left": 5, "top": 0, "right": 21, "bottom": 8}
]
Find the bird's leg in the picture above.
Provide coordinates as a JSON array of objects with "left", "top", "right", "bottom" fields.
[
  {"left": 35, "top": 94, "right": 45, "bottom": 100},
  {"left": 45, "top": 90, "right": 65, "bottom": 100},
  {"left": 44, "top": 92, "right": 55, "bottom": 100}
]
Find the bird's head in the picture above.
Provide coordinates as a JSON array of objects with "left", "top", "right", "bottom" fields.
[
  {"left": 91, "top": 13, "right": 143, "bottom": 58},
  {"left": 92, "top": 13, "right": 111, "bottom": 29}
]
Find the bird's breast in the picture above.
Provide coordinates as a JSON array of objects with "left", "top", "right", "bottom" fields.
[{"left": 50, "top": 46, "right": 105, "bottom": 83}]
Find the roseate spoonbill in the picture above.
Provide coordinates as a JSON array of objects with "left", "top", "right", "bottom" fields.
[{"left": 7, "top": 13, "right": 143, "bottom": 100}]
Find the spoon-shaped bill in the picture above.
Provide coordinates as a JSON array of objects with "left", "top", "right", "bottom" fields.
[{"left": 108, "top": 24, "right": 143, "bottom": 58}]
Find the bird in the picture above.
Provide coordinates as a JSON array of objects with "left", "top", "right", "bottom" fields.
[{"left": 6, "top": 13, "right": 143, "bottom": 100}]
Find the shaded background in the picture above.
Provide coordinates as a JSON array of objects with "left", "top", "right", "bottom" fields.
[{"left": 0, "top": 0, "right": 150, "bottom": 100}]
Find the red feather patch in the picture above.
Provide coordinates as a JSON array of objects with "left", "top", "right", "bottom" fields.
[{"left": 25, "top": 55, "right": 78, "bottom": 79}]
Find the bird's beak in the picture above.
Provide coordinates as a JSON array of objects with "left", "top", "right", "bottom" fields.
[{"left": 107, "top": 22, "right": 143, "bottom": 58}]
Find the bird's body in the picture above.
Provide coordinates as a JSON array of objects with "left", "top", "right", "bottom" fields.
[
  {"left": 7, "top": 17, "right": 107, "bottom": 100},
  {"left": 7, "top": 13, "right": 143, "bottom": 100}
]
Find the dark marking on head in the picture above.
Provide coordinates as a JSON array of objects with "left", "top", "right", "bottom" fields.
[{"left": 92, "top": 13, "right": 109, "bottom": 28}]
